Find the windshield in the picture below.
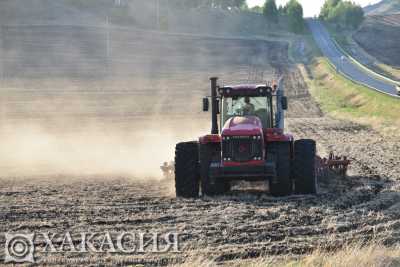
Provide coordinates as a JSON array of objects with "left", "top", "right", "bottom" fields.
[{"left": 221, "top": 96, "right": 273, "bottom": 128}]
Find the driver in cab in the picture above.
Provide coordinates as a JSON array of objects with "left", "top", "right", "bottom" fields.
[{"left": 242, "top": 96, "right": 255, "bottom": 115}]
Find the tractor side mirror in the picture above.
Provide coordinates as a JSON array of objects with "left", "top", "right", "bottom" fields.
[
  {"left": 281, "top": 96, "right": 288, "bottom": 110},
  {"left": 203, "top": 98, "right": 209, "bottom": 112}
]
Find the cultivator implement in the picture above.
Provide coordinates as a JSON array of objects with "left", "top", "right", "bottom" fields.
[{"left": 316, "top": 152, "right": 351, "bottom": 178}]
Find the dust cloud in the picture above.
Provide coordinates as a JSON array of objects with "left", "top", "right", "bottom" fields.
[
  {"left": 0, "top": 122, "right": 205, "bottom": 179},
  {"left": 0, "top": 0, "right": 278, "bottom": 179}
]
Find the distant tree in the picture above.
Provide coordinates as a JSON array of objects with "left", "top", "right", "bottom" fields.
[
  {"left": 285, "top": 0, "right": 304, "bottom": 33},
  {"left": 236, "top": 0, "right": 249, "bottom": 10},
  {"left": 250, "top": 5, "right": 263, "bottom": 14},
  {"left": 277, "top": 4, "right": 286, "bottom": 16},
  {"left": 319, "top": 0, "right": 340, "bottom": 20},
  {"left": 333, "top": 1, "right": 364, "bottom": 28},
  {"left": 320, "top": 0, "right": 364, "bottom": 29},
  {"left": 263, "top": 0, "right": 279, "bottom": 23},
  {"left": 348, "top": 4, "right": 364, "bottom": 28}
]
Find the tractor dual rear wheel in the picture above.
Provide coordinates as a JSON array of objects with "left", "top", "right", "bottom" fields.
[
  {"left": 293, "top": 139, "right": 317, "bottom": 194},
  {"left": 269, "top": 142, "right": 293, "bottom": 197},
  {"left": 175, "top": 142, "right": 200, "bottom": 198}
]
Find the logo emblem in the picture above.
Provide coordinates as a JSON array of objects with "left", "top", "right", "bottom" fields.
[
  {"left": 239, "top": 144, "right": 248, "bottom": 153},
  {"left": 5, "top": 233, "right": 35, "bottom": 263}
]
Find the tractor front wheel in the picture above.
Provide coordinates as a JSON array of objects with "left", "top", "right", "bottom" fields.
[
  {"left": 175, "top": 142, "right": 200, "bottom": 198},
  {"left": 200, "top": 144, "right": 230, "bottom": 197}
]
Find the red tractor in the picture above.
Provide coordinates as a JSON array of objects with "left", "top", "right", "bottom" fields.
[{"left": 174, "top": 77, "right": 317, "bottom": 198}]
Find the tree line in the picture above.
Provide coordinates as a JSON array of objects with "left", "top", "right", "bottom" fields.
[
  {"left": 167, "top": 0, "right": 305, "bottom": 33},
  {"left": 259, "top": 0, "right": 364, "bottom": 33},
  {"left": 157, "top": 0, "right": 364, "bottom": 33}
]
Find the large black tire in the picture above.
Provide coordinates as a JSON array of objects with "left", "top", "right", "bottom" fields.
[
  {"left": 293, "top": 139, "right": 317, "bottom": 195},
  {"left": 200, "top": 144, "right": 230, "bottom": 196},
  {"left": 269, "top": 142, "right": 293, "bottom": 197},
  {"left": 175, "top": 142, "right": 200, "bottom": 198}
]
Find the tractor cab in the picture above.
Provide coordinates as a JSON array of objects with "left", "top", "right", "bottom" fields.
[
  {"left": 203, "top": 84, "right": 288, "bottom": 131},
  {"left": 218, "top": 84, "right": 286, "bottom": 130}
]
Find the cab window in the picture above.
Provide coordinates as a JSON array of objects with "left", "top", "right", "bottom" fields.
[{"left": 221, "top": 96, "right": 273, "bottom": 128}]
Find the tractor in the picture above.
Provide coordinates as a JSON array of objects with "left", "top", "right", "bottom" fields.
[{"left": 174, "top": 77, "right": 317, "bottom": 198}]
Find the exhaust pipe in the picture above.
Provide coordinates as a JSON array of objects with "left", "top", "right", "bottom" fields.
[
  {"left": 210, "top": 77, "right": 219, "bottom": 134},
  {"left": 275, "top": 77, "right": 285, "bottom": 130}
]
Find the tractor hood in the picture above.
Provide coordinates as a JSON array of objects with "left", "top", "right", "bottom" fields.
[{"left": 221, "top": 116, "right": 263, "bottom": 136}]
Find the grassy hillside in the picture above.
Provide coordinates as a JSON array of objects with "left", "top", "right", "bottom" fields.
[
  {"left": 364, "top": 0, "right": 400, "bottom": 15},
  {"left": 301, "top": 57, "right": 400, "bottom": 135},
  {"left": 353, "top": 14, "right": 400, "bottom": 68}
]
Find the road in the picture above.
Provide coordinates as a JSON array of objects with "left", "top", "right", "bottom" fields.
[{"left": 308, "top": 19, "right": 398, "bottom": 96}]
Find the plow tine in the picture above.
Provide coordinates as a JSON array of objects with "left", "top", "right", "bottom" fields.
[
  {"left": 161, "top": 161, "right": 175, "bottom": 180},
  {"left": 317, "top": 152, "right": 351, "bottom": 177}
]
